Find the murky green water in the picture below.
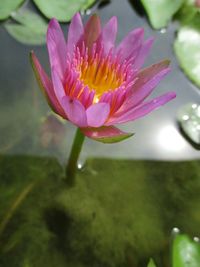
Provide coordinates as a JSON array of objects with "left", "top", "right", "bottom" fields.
[{"left": 1, "top": 0, "right": 200, "bottom": 266}]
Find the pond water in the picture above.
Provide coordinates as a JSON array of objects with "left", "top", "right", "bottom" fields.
[{"left": 1, "top": 0, "right": 200, "bottom": 267}]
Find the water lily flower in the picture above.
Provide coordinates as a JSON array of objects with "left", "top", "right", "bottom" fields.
[{"left": 31, "top": 13, "right": 176, "bottom": 144}]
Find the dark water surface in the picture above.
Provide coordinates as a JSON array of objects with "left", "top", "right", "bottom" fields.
[{"left": 1, "top": 0, "right": 200, "bottom": 266}]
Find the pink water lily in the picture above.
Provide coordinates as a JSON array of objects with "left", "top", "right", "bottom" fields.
[{"left": 31, "top": 13, "right": 176, "bottom": 143}]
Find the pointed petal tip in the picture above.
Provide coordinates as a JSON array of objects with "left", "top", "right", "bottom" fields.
[
  {"left": 167, "top": 91, "right": 177, "bottom": 100},
  {"left": 147, "top": 37, "right": 155, "bottom": 46},
  {"left": 47, "top": 18, "right": 62, "bottom": 41},
  {"left": 70, "top": 12, "right": 83, "bottom": 26},
  {"left": 84, "top": 13, "right": 101, "bottom": 48},
  {"left": 109, "top": 16, "right": 118, "bottom": 30},
  {"left": 111, "top": 16, "right": 117, "bottom": 23},
  {"left": 48, "top": 18, "right": 59, "bottom": 29},
  {"left": 30, "top": 50, "right": 35, "bottom": 61},
  {"left": 72, "top": 12, "right": 82, "bottom": 20},
  {"left": 162, "top": 59, "right": 171, "bottom": 66},
  {"left": 135, "top": 27, "right": 144, "bottom": 36},
  {"left": 90, "top": 13, "right": 100, "bottom": 19}
]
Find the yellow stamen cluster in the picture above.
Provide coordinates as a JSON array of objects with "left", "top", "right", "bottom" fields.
[{"left": 78, "top": 56, "right": 124, "bottom": 102}]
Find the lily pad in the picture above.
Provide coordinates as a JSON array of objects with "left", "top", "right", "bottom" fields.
[
  {"left": 32, "top": 0, "right": 96, "bottom": 22},
  {"left": 141, "top": 0, "right": 184, "bottom": 29},
  {"left": 177, "top": 103, "right": 200, "bottom": 146},
  {"left": 176, "top": 0, "right": 200, "bottom": 25},
  {"left": 172, "top": 234, "right": 200, "bottom": 267},
  {"left": 174, "top": 17, "right": 200, "bottom": 88},
  {"left": 5, "top": 9, "right": 47, "bottom": 45},
  {"left": 0, "top": 0, "right": 25, "bottom": 20}
]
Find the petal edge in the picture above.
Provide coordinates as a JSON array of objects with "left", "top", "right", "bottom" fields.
[{"left": 81, "top": 126, "right": 134, "bottom": 143}]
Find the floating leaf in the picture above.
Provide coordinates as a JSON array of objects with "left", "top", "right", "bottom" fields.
[
  {"left": 32, "top": 0, "right": 96, "bottom": 22},
  {"left": 172, "top": 234, "right": 200, "bottom": 267},
  {"left": 174, "top": 16, "right": 200, "bottom": 88},
  {"left": 141, "top": 0, "right": 184, "bottom": 29},
  {"left": 177, "top": 103, "right": 200, "bottom": 146},
  {"left": 5, "top": 9, "right": 47, "bottom": 45},
  {"left": 176, "top": 0, "right": 200, "bottom": 25},
  {"left": 0, "top": 0, "right": 25, "bottom": 20}
]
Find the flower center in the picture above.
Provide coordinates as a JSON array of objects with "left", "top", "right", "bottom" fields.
[{"left": 75, "top": 45, "right": 125, "bottom": 102}]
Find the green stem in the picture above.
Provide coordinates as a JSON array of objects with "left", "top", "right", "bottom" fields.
[{"left": 66, "top": 128, "right": 85, "bottom": 186}]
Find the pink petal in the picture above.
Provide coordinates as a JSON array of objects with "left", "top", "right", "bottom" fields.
[
  {"left": 98, "top": 16, "right": 117, "bottom": 54},
  {"left": 118, "top": 60, "right": 171, "bottom": 114},
  {"left": 47, "top": 19, "right": 67, "bottom": 81},
  {"left": 51, "top": 67, "right": 66, "bottom": 105},
  {"left": 67, "top": 13, "right": 84, "bottom": 54},
  {"left": 107, "top": 92, "right": 176, "bottom": 125},
  {"left": 30, "top": 51, "right": 65, "bottom": 117},
  {"left": 61, "top": 96, "right": 87, "bottom": 127},
  {"left": 86, "top": 103, "right": 110, "bottom": 127},
  {"left": 84, "top": 14, "right": 101, "bottom": 51},
  {"left": 133, "top": 37, "right": 154, "bottom": 69},
  {"left": 81, "top": 126, "right": 134, "bottom": 143},
  {"left": 116, "top": 28, "right": 144, "bottom": 61}
]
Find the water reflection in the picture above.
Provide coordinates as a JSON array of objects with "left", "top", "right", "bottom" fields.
[{"left": 157, "top": 125, "right": 187, "bottom": 153}]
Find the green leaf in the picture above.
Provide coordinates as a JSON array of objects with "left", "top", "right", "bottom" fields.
[
  {"left": 176, "top": 0, "right": 200, "bottom": 25},
  {"left": 147, "top": 258, "right": 157, "bottom": 267},
  {"left": 0, "top": 0, "right": 25, "bottom": 20},
  {"left": 5, "top": 9, "right": 47, "bottom": 45},
  {"left": 32, "top": 0, "right": 96, "bottom": 22},
  {"left": 173, "top": 234, "right": 200, "bottom": 267},
  {"left": 174, "top": 16, "right": 200, "bottom": 88},
  {"left": 141, "top": 0, "right": 184, "bottom": 29}
]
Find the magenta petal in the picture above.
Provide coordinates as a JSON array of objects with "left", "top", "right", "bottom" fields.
[
  {"left": 67, "top": 13, "right": 84, "bottom": 54},
  {"left": 98, "top": 16, "right": 117, "bottom": 54},
  {"left": 107, "top": 92, "right": 176, "bottom": 125},
  {"left": 51, "top": 68, "right": 66, "bottom": 106},
  {"left": 133, "top": 37, "right": 154, "bottom": 69},
  {"left": 61, "top": 96, "right": 87, "bottom": 127},
  {"left": 116, "top": 28, "right": 144, "bottom": 61},
  {"left": 81, "top": 126, "right": 134, "bottom": 143},
  {"left": 30, "top": 51, "right": 65, "bottom": 117},
  {"left": 86, "top": 103, "right": 110, "bottom": 127},
  {"left": 118, "top": 60, "right": 171, "bottom": 114},
  {"left": 47, "top": 19, "right": 67, "bottom": 81},
  {"left": 84, "top": 14, "right": 101, "bottom": 51}
]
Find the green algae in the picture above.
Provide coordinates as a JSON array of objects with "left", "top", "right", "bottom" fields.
[{"left": 1, "top": 156, "right": 200, "bottom": 267}]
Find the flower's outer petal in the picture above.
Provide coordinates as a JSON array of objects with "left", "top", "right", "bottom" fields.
[
  {"left": 30, "top": 51, "right": 65, "bottom": 117},
  {"left": 61, "top": 96, "right": 87, "bottom": 127},
  {"left": 98, "top": 16, "right": 117, "bottom": 54},
  {"left": 118, "top": 60, "right": 171, "bottom": 114},
  {"left": 84, "top": 14, "right": 101, "bottom": 51},
  {"left": 116, "top": 28, "right": 144, "bottom": 61},
  {"left": 133, "top": 37, "right": 154, "bottom": 69},
  {"left": 106, "top": 92, "right": 176, "bottom": 125},
  {"left": 51, "top": 67, "right": 66, "bottom": 105},
  {"left": 67, "top": 13, "right": 84, "bottom": 54},
  {"left": 47, "top": 19, "right": 67, "bottom": 81},
  {"left": 81, "top": 126, "right": 134, "bottom": 143},
  {"left": 86, "top": 103, "right": 110, "bottom": 127}
]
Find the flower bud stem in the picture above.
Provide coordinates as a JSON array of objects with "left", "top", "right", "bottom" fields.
[{"left": 66, "top": 128, "right": 85, "bottom": 186}]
